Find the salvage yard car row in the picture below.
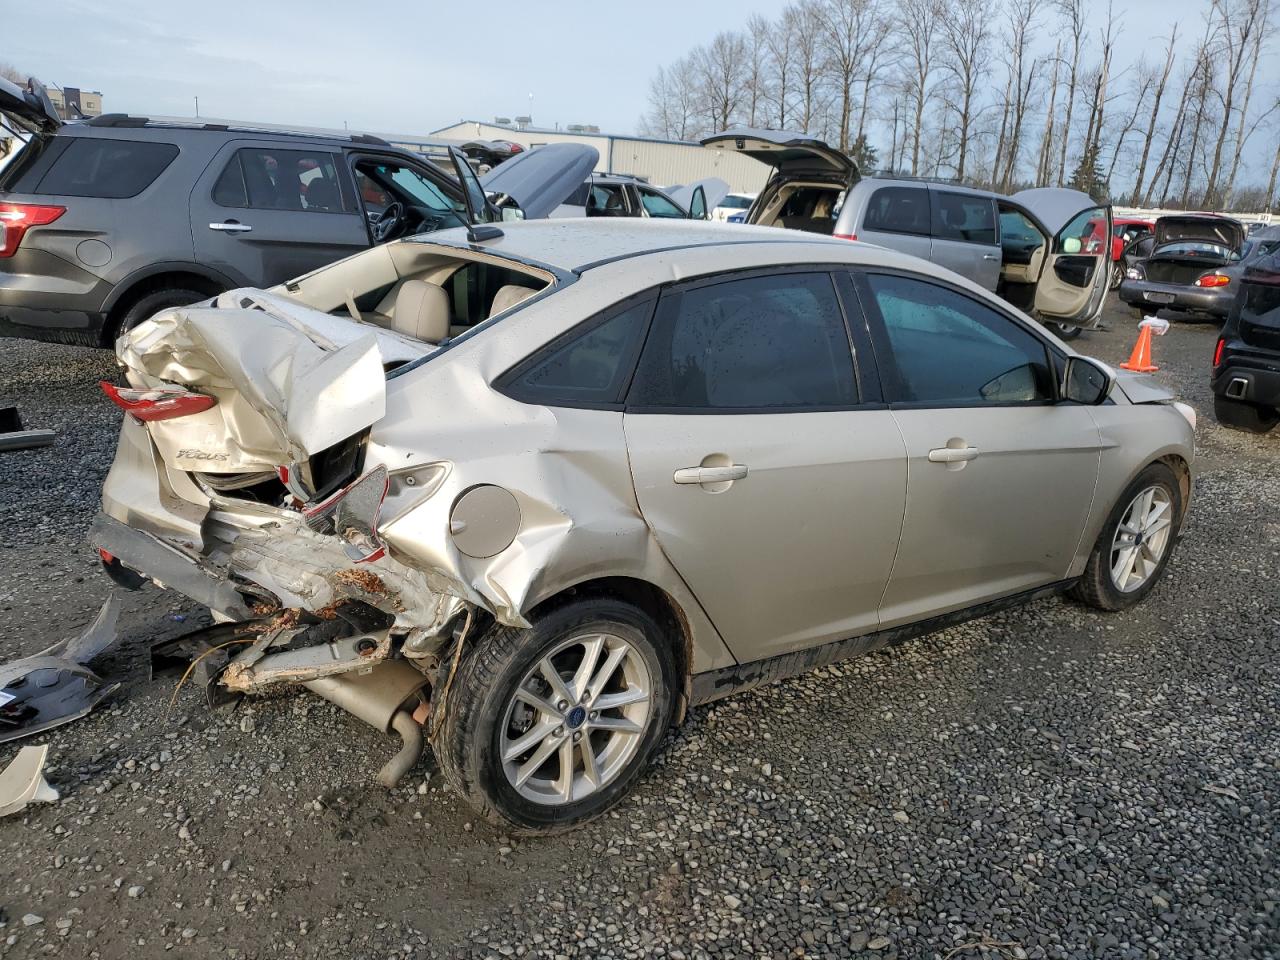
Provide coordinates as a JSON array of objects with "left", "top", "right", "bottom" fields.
[{"left": 2, "top": 73, "right": 1278, "bottom": 836}]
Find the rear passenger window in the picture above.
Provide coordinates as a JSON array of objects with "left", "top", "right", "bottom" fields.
[
  {"left": 36, "top": 138, "right": 178, "bottom": 198},
  {"left": 861, "top": 186, "right": 930, "bottom": 236},
  {"left": 213, "top": 148, "right": 349, "bottom": 213},
  {"left": 629, "top": 273, "right": 857, "bottom": 410},
  {"left": 931, "top": 192, "right": 996, "bottom": 244},
  {"left": 866, "top": 273, "right": 1053, "bottom": 406},
  {"left": 498, "top": 298, "right": 654, "bottom": 407}
]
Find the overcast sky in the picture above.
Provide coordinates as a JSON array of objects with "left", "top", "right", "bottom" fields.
[{"left": 4, "top": 0, "right": 1256, "bottom": 167}]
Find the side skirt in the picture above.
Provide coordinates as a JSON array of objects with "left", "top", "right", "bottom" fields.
[{"left": 690, "top": 580, "right": 1076, "bottom": 706}]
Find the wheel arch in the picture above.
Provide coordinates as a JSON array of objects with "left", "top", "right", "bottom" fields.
[
  {"left": 101, "top": 262, "right": 242, "bottom": 344},
  {"left": 1155, "top": 452, "right": 1193, "bottom": 523},
  {"left": 525, "top": 576, "right": 694, "bottom": 723}
]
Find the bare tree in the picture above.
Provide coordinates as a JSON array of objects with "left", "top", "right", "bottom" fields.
[
  {"left": 696, "top": 32, "right": 749, "bottom": 133},
  {"left": 1105, "top": 61, "right": 1156, "bottom": 189},
  {"left": 638, "top": 56, "right": 703, "bottom": 141},
  {"left": 1035, "top": 42, "right": 1063, "bottom": 185},
  {"left": 763, "top": 10, "right": 798, "bottom": 129},
  {"left": 1220, "top": 1, "right": 1274, "bottom": 206},
  {"left": 1079, "top": 0, "right": 1119, "bottom": 172},
  {"left": 897, "top": 0, "right": 942, "bottom": 175},
  {"left": 1180, "top": 47, "right": 1216, "bottom": 207},
  {"left": 1129, "top": 27, "right": 1179, "bottom": 206},
  {"left": 1204, "top": 0, "right": 1271, "bottom": 206},
  {"left": 1054, "top": 0, "right": 1089, "bottom": 186},
  {"left": 998, "top": 0, "right": 1043, "bottom": 191},
  {"left": 938, "top": 0, "right": 991, "bottom": 180},
  {"left": 1267, "top": 116, "right": 1280, "bottom": 210},
  {"left": 790, "top": 0, "right": 829, "bottom": 133},
  {"left": 854, "top": 11, "right": 896, "bottom": 146},
  {"left": 0, "top": 63, "right": 25, "bottom": 84},
  {"left": 819, "top": 0, "right": 884, "bottom": 152},
  {"left": 743, "top": 15, "right": 772, "bottom": 127}
]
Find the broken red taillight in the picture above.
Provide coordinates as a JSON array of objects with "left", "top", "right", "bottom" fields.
[
  {"left": 99, "top": 381, "right": 217, "bottom": 421},
  {"left": 0, "top": 202, "right": 66, "bottom": 258}
]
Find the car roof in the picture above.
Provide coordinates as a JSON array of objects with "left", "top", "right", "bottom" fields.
[
  {"left": 410, "top": 217, "right": 938, "bottom": 276},
  {"left": 57, "top": 114, "right": 455, "bottom": 152},
  {"left": 856, "top": 176, "right": 997, "bottom": 199}
]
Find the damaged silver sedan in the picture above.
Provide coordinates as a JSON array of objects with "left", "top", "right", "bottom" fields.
[{"left": 92, "top": 219, "right": 1196, "bottom": 831}]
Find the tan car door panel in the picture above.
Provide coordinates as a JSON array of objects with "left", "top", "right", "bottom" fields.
[
  {"left": 879, "top": 406, "right": 1100, "bottom": 626},
  {"left": 620, "top": 268, "right": 906, "bottom": 663},
  {"left": 1031, "top": 203, "right": 1113, "bottom": 327},
  {"left": 625, "top": 411, "right": 906, "bottom": 660}
]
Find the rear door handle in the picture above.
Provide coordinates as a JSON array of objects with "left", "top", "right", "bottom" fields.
[
  {"left": 209, "top": 221, "right": 252, "bottom": 233},
  {"left": 673, "top": 464, "right": 748, "bottom": 484},
  {"left": 982, "top": 253, "right": 999, "bottom": 261},
  {"left": 928, "top": 445, "right": 979, "bottom": 463}
]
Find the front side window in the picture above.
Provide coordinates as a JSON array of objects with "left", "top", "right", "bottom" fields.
[
  {"left": 866, "top": 273, "right": 1053, "bottom": 406},
  {"left": 629, "top": 272, "right": 857, "bottom": 410},
  {"left": 37, "top": 138, "right": 178, "bottom": 198},
  {"left": 861, "top": 185, "right": 930, "bottom": 236},
  {"left": 587, "top": 184, "right": 629, "bottom": 217},
  {"left": 931, "top": 191, "right": 996, "bottom": 245},
  {"left": 638, "top": 188, "right": 684, "bottom": 219},
  {"left": 499, "top": 298, "right": 654, "bottom": 406},
  {"left": 215, "top": 148, "right": 349, "bottom": 212}
]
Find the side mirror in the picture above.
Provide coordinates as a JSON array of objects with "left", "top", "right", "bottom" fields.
[
  {"left": 1062, "top": 356, "right": 1114, "bottom": 405},
  {"left": 688, "top": 185, "right": 707, "bottom": 221}
]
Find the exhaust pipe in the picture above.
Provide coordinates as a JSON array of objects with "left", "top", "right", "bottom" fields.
[{"left": 303, "top": 660, "right": 428, "bottom": 788}]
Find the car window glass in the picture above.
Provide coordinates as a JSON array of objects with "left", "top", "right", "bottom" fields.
[
  {"left": 630, "top": 272, "right": 856, "bottom": 409},
  {"left": 867, "top": 273, "right": 1053, "bottom": 406},
  {"left": 587, "top": 184, "right": 628, "bottom": 217},
  {"left": 932, "top": 192, "right": 996, "bottom": 244},
  {"left": 502, "top": 298, "right": 653, "bottom": 405},
  {"left": 1057, "top": 208, "right": 1107, "bottom": 254},
  {"left": 36, "top": 138, "right": 178, "bottom": 199},
  {"left": 221, "top": 148, "right": 349, "bottom": 212},
  {"left": 639, "top": 189, "right": 685, "bottom": 218},
  {"left": 861, "top": 186, "right": 930, "bottom": 236}
]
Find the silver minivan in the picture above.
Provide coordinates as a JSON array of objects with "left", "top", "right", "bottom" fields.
[{"left": 703, "top": 129, "right": 1113, "bottom": 338}]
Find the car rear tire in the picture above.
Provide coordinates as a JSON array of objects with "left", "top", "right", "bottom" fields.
[
  {"left": 1213, "top": 395, "right": 1278, "bottom": 434},
  {"left": 1109, "top": 264, "right": 1123, "bottom": 290},
  {"left": 433, "top": 598, "right": 677, "bottom": 834},
  {"left": 113, "top": 287, "right": 211, "bottom": 342},
  {"left": 1069, "top": 462, "right": 1183, "bottom": 612}
]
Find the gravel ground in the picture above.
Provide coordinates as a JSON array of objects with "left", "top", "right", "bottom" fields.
[{"left": 0, "top": 302, "right": 1276, "bottom": 960}]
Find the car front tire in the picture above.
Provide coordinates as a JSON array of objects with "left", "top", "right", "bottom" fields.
[
  {"left": 1213, "top": 395, "right": 1278, "bottom": 434},
  {"left": 1069, "top": 462, "right": 1183, "bottom": 612},
  {"left": 434, "top": 598, "right": 677, "bottom": 833}
]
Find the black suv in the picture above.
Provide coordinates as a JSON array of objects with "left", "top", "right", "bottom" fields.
[
  {"left": 1212, "top": 246, "right": 1280, "bottom": 434},
  {"left": 0, "top": 78, "right": 593, "bottom": 346}
]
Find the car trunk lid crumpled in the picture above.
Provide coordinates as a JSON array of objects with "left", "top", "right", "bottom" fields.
[{"left": 97, "top": 291, "right": 486, "bottom": 679}]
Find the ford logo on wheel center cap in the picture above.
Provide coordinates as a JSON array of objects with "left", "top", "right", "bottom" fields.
[{"left": 566, "top": 706, "right": 587, "bottom": 728}]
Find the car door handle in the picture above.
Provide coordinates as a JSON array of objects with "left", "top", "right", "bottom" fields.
[
  {"left": 928, "top": 445, "right": 979, "bottom": 463},
  {"left": 673, "top": 464, "right": 748, "bottom": 484},
  {"left": 208, "top": 221, "right": 252, "bottom": 233},
  {"left": 982, "top": 253, "right": 999, "bottom": 261}
]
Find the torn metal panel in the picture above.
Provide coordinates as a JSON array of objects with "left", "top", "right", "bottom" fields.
[
  {"left": 0, "top": 598, "right": 122, "bottom": 744},
  {"left": 0, "top": 745, "right": 59, "bottom": 818}
]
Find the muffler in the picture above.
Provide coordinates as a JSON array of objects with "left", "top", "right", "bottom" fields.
[{"left": 303, "top": 660, "right": 428, "bottom": 788}]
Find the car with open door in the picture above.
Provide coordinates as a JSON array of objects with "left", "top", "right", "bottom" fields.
[
  {"left": 90, "top": 219, "right": 1194, "bottom": 833},
  {"left": 543, "top": 172, "right": 718, "bottom": 221},
  {"left": 1118, "top": 215, "right": 1249, "bottom": 322},
  {"left": 0, "top": 76, "right": 595, "bottom": 346}
]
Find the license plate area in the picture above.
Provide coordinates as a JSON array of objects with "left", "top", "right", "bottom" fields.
[{"left": 1144, "top": 292, "right": 1175, "bottom": 304}]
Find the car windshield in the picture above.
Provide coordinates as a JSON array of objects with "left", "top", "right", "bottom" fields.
[
  {"left": 383, "top": 164, "right": 468, "bottom": 225},
  {"left": 721, "top": 195, "right": 752, "bottom": 209}
]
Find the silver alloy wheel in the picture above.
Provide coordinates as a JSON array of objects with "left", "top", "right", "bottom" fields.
[
  {"left": 1110, "top": 485, "right": 1174, "bottom": 592},
  {"left": 500, "top": 631, "right": 652, "bottom": 806}
]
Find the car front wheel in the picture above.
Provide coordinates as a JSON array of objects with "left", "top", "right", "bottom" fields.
[
  {"left": 1109, "top": 263, "right": 1124, "bottom": 290},
  {"left": 434, "top": 597, "right": 677, "bottom": 833},
  {"left": 1069, "top": 462, "right": 1183, "bottom": 611}
]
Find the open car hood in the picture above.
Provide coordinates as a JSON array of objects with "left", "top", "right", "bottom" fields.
[
  {"left": 1009, "top": 187, "right": 1099, "bottom": 238},
  {"left": 1155, "top": 215, "right": 1245, "bottom": 252},
  {"left": 480, "top": 143, "right": 599, "bottom": 221},
  {"left": 0, "top": 76, "right": 61, "bottom": 136},
  {"left": 701, "top": 129, "right": 857, "bottom": 181}
]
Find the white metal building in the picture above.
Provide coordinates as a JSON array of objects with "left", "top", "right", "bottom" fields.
[{"left": 431, "top": 120, "right": 770, "bottom": 194}]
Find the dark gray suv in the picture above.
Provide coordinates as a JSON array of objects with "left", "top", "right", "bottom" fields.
[{"left": 0, "top": 78, "right": 594, "bottom": 346}]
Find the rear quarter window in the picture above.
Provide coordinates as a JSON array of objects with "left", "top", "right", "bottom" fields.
[
  {"left": 861, "top": 186, "right": 930, "bottom": 236},
  {"left": 35, "top": 138, "right": 179, "bottom": 198}
]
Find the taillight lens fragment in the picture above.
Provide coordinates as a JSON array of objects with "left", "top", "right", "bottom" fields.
[
  {"left": 0, "top": 202, "right": 66, "bottom": 257},
  {"left": 99, "top": 381, "right": 217, "bottom": 421}
]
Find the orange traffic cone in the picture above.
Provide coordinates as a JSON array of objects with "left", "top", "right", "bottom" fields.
[{"left": 1120, "top": 324, "right": 1158, "bottom": 372}]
